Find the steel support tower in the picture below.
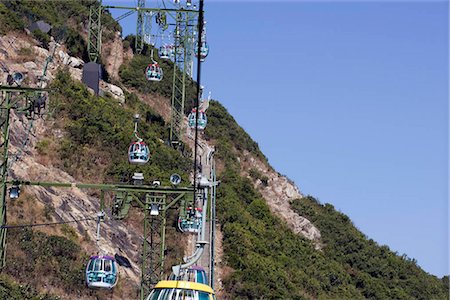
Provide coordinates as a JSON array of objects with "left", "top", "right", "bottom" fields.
[
  {"left": 136, "top": 0, "right": 146, "bottom": 54},
  {"left": 87, "top": 2, "right": 199, "bottom": 147},
  {"left": 87, "top": 1, "right": 103, "bottom": 63},
  {"left": 170, "top": 11, "right": 195, "bottom": 147}
]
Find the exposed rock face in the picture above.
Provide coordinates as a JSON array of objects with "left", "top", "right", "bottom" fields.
[
  {"left": 0, "top": 33, "right": 142, "bottom": 298},
  {"left": 242, "top": 151, "right": 322, "bottom": 248},
  {"left": 0, "top": 34, "right": 86, "bottom": 86},
  {"left": 8, "top": 116, "right": 142, "bottom": 300},
  {"left": 103, "top": 31, "right": 124, "bottom": 81},
  {"left": 100, "top": 80, "right": 125, "bottom": 103}
]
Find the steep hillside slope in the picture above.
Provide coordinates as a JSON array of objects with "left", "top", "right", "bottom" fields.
[{"left": 0, "top": 1, "right": 448, "bottom": 300}]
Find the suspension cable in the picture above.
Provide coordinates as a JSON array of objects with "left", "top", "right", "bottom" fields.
[
  {"left": 0, "top": 216, "right": 97, "bottom": 229},
  {"left": 192, "top": 0, "right": 204, "bottom": 200}
]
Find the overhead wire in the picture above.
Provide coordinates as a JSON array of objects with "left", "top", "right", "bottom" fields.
[
  {"left": 192, "top": 0, "right": 204, "bottom": 200},
  {"left": 1, "top": 216, "right": 97, "bottom": 229}
]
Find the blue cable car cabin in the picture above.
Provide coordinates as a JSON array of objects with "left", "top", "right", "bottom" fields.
[
  {"left": 188, "top": 109, "right": 207, "bottom": 130},
  {"left": 169, "top": 266, "right": 208, "bottom": 285},
  {"left": 86, "top": 255, "right": 118, "bottom": 289},
  {"left": 146, "top": 280, "right": 216, "bottom": 300},
  {"left": 194, "top": 42, "right": 209, "bottom": 62},
  {"left": 128, "top": 141, "right": 150, "bottom": 165},
  {"left": 145, "top": 63, "right": 163, "bottom": 81}
]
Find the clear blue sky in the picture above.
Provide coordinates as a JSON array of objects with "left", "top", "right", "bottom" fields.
[{"left": 104, "top": 0, "right": 448, "bottom": 277}]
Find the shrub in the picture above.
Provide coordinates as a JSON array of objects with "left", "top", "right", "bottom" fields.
[
  {"left": 0, "top": 3, "right": 24, "bottom": 35},
  {"left": 32, "top": 29, "right": 50, "bottom": 49},
  {"left": 35, "top": 139, "right": 50, "bottom": 155}
]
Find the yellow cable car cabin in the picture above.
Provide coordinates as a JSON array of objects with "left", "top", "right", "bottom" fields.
[{"left": 146, "top": 280, "right": 216, "bottom": 300}]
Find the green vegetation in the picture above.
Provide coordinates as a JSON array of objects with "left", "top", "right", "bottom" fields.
[
  {"left": 249, "top": 168, "right": 269, "bottom": 186},
  {"left": 5, "top": 228, "right": 86, "bottom": 294},
  {"left": 218, "top": 166, "right": 362, "bottom": 299},
  {"left": 205, "top": 100, "right": 267, "bottom": 163},
  {"left": 2, "top": 0, "right": 120, "bottom": 60},
  {"left": 42, "top": 203, "right": 54, "bottom": 221},
  {"left": 0, "top": 274, "right": 59, "bottom": 300},
  {"left": 31, "top": 29, "right": 50, "bottom": 49},
  {"left": 290, "top": 196, "right": 448, "bottom": 299},
  {"left": 49, "top": 68, "right": 191, "bottom": 186},
  {"left": 0, "top": 3, "right": 24, "bottom": 35},
  {"left": 119, "top": 40, "right": 198, "bottom": 114},
  {"left": 217, "top": 163, "right": 448, "bottom": 299},
  {"left": 35, "top": 138, "right": 50, "bottom": 155}
]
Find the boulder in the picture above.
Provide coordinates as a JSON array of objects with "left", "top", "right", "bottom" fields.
[
  {"left": 68, "top": 56, "right": 84, "bottom": 68},
  {"left": 24, "top": 61, "right": 38, "bottom": 70},
  {"left": 100, "top": 81, "right": 125, "bottom": 103},
  {"left": 33, "top": 46, "right": 49, "bottom": 59},
  {"left": 68, "top": 67, "right": 82, "bottom": 81},
  {"left": 58, "top": 50, "right": 70, "bottom": 65}
]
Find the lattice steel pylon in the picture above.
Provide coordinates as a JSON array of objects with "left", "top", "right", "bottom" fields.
[
  {"left": 140, "top": 194, "right": 166, "bottom": 299},
  {"left": 170, "top": 11, "right": 195, "bottom": 147},
  {"left": 87, "top": 1, "right": 102, "bottom": 62},
  {"left": 136, "top": 0, "right": 146, "bottom": 54}
]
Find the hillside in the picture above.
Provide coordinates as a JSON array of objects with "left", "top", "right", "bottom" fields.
[{"left": 0, "top": 1, "right": 448, "bottom": 299}]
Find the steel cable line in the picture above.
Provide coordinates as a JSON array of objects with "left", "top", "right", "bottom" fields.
[
  {"left": 192, "top": 0, "right": 204, "bottom": 200},
  {"left": 1, "top": 216, "right": 97, "bottom": 229}
]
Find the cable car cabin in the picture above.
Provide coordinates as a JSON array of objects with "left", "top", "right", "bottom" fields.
[
  {"left": 146, "top": 280, "right": 216, "bottom": 300},
  {"left": 86, "top": 255, "right": 118, "bottom": 289},
  {"left": 188, "top": 109, "right": 207, "bottom": 130},
  {"left": 159, "top": 45, "right": 172, "bottom": 59},
  {"left": 169, "top": 266, "right": 208, "bottom": 285},
  {"left": 194, "top": 42, "right": 209, "bottom": 62},
  {"left": 178, "top": 216, "right": 201, "bottom": 233},
  {"left": 128, "top": 141, "right": 150, "bottom": 165},
  {"left": 145, "top": 63, "right": 163, "bottom": 81},
  {"left": 178, "top": 207, "right": 202, "bottom": 233}
]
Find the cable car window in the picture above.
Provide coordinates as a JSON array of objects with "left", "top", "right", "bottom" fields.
[
  {"left": 168, "top": 289, "right": 178, "bottom": 300},
  {"left": 104, "top": 260, "right": 112, "bottom": 272},
  {"left": 147, "top": 289, "right": 162, "bottom": 300},
  {"left": 198, "top": 291, "right": 210, "bottom": 300},
  {"left": 87, "top": 259, "right": 94, "bottom": 271},
  {"left": 179, "top": 289, "right": 194, "bottom": 300},
  {"left": 160, "top": 288, "right": 172, "bottom": 300},
  {"left": 94, "top": 259, "right": 101, "bottom": 271}
]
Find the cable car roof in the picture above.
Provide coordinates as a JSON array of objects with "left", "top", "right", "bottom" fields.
[
  {"left": 89, "top": 255, "right": 115, "bottom": 260},
  {"left": 154, "top": 280, "right": 214, "bottom": 294}
]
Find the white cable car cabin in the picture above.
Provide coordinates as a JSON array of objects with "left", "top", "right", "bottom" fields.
[
  {"left": 194, "top": 42, "right": 209, "bottom": 62},
  {"left": 159, "top": 45, "right": 172, "bottom": 59},
  {"left": 188, "top": 109, "right": 207, "bottom": 130},
  {"left": 146, "top": 280, "right": 216, "bottom": 300},
  {"left": 146, "top": 63, "right": 163, "bottom": 81},
  {"left": 128, "top": 141, "right": 150, "bottom": 165},
  {"left": 178, "top": 206, "right": 202, "bottom": 233},
  {"left": 86, "top": 255, "right": 118, "bottom": 289}
]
